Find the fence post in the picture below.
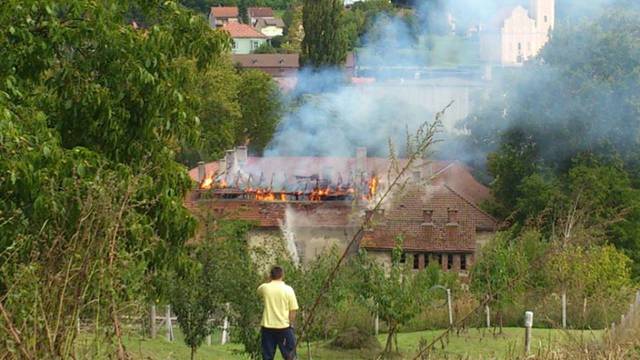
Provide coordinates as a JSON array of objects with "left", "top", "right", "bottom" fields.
[
  {"left": 485, "top": 305, "right": 491, "bottom": 328},
  {"left": 524, "top": 311, "right": 533, "bottom": 355},
  {"left": 374, "top": 311, "right": 379, "bottom": 336},
  {"left": 166, "top": 305, "right": 174, "bottom": 342},
  {"left": 150, "top": 305, "right": 157, "bottom": 339},
  {"left": 561, "top": 291, "right": 567, "bottom": 329},
  {"left": 221, "top": 303, "right": 230, "bottom": 345},
  {"left": 446, "top": 289, "right": 453, "bottom": 327}
]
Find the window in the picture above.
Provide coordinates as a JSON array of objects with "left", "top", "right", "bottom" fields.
[
  {"left": 447, "top": 254, "right": 454, "bottom": 270},
  {"left": 460, "top": 254, "right": 467, "bottom": 271},
  {"left": 413, "top": 254, "right": 420, "bottom": 270},
  {"left": 544, "top": 15, "right": 548, "bottom": 23},
  {"left": 424, "top": 253, "right": 430, "bottom": 268},
  {"left": 517, "top": 43, "right": 522, "bottom": 51},
  {"left": 232, "top": 40, "right": 237, "bottom": 49},
  {"left": 437, "top": 254, "right": 443, "bottom": 266},
  {"left": 422, "top": 209, "right": 433, "bottom": 223},
  {"left": 400, "top": 253, "right": 406, "bottom": 264},
  {"left": 252, "top": 41, "right": 260, "bottom": 50}
]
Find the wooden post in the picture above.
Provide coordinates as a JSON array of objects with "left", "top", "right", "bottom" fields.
[
  {"left": 374, "top": 312, "right": 379, "bottom": 336},
  {"left": 446, "top": 289, "right": 453, "bottom": 327},
  {"left": 221, "top": 303, "right": 230, "bottom": 345},
  {"left": 166, "top": 305, "right": 174, "bottom": 342},
  {"left": 485, "top": 305, "right": 491, "bottom": 328},
  {"left": 150, "top": 305, "right": 157, "bottom": 339},
  {"left": 561, "top": 291, "right": 567, "bottom": 329},
  {"left": 524, "top": 311, "right": 533, "bottom": 355}
]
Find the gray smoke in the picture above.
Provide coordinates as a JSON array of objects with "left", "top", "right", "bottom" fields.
[{"left": 264, "top": 0, "right": 620, "bottom": 162}]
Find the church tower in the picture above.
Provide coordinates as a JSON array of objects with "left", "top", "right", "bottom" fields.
[{"left": 530, "top": 0, "right": 555, "bottom": 33}]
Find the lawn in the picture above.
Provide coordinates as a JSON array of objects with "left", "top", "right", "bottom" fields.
[{"left": 123, "top": 327, "right": 604, "bottom": 359}]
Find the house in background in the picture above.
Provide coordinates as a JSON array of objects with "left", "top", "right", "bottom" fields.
[
  {"left": 480, "top": 0, "right": 555, "bottom": 65},
  {"left": 209, "top": 6, "right": 240, "bottom": 28},
  {"left": 248, "top": 7, "right": 275, "bottom": 26},
  {"left": 255, "top": 18, "right": 286, "bottom": 38},
  {"left": 223, "top": 23, "right": 268, "bottom": 54}
]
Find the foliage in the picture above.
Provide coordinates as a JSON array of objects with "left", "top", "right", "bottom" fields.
[
  {"left": 463, "top": 7, "right": 640, "bottom": 278},
  {"left": 469, "top": 232, "right": 532, "bottom": 331},
  {"left": 301, "top": 0, "right": 348, "bottom": 68},
  {"left": 0, "top": 0, "right": 230, "bottom": 357},
  {"left": 236, "top": 70, "right": 283, "bottom": 154},
  {"left": 199, "top": 220, "right": 263, "bottom": 358},
  {"left": 355, "top": 238, "right": 451, "bottom": 356}
]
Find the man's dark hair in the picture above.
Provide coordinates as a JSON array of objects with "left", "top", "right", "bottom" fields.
[{"left": 270, "top": 266, "right": 284, "bottom": 280}]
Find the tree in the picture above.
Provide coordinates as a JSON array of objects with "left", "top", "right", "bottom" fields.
[
  {"left": 470, "top": 232, "right": 531, "bottom": 333},
  {"left": 0, "top": 0, "right": 229, "bottom": 357},
  {"left": 301, "top": 0, "right": 348, "bottom": 68},
  {"left": 172, "top": 257, "right": 219, "bottom": 360},
  {"left": 355, "top": 237, "right": 450, "bottom": 356},
  {"left": 237, "top": 70, "right": 283, "bottom": 154}
]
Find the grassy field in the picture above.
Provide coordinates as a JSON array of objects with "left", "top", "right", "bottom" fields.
[{"left": 123, "top": 327, "right": 604, "bottom": 360}]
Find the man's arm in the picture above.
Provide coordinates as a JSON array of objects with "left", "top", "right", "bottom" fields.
[{"left": 288, "top": 309, "right": 297, "bottom": 327}]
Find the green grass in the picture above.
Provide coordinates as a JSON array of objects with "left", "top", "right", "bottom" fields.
[{"left": 123, "top": 328, "right": 603, "bottom": 359}]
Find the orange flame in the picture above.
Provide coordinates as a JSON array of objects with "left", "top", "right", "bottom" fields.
[
  {"left": 201, "top": 175, "right": 214, "bottom": 190},
  {"left": 368, "top": 176, "right": 378, "bottom": 199}
]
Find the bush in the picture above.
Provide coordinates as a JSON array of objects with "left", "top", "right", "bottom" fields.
[{"left": 330, "top": 327, "right": 381, "bottom": 350}]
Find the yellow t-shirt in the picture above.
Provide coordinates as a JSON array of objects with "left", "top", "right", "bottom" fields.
[{"left": 257, "top": 280, "right": 299, "bottom": 329}]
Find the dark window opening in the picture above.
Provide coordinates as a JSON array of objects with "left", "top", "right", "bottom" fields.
[
  {"left": 424, "top": 253, "right": 430, "bottom": 268},
  {"left": 447, "top": 254, "right": 454, "bottom": 270},
  {"left": 437, "top": 254, "right": 443, "bottom": 266},
  {"left": 460, "top": 254, "right": 467, "bottom": 270},
  {"left": 413, "top": 254, "right": 420, "bottom": 270},
  {"left": 400, "top": 253, "right": 406, "bottom": 263}
]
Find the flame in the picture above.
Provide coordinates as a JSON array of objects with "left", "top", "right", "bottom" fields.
[
  {"left": 280, "top": 193, "right": 286, "bottom": 201},
  {"left": 200, "top": 175, "right": 214, "bottom": 190},
  {"left": 368, "top": 176, "right": 378, "bottom": 199},
  {"left": 200, "top": 175, "right": 227, "bottom": 190}
]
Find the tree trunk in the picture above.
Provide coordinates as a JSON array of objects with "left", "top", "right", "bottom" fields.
[{"left": 191, "top": 346, "right": 196, "bottom": 360}]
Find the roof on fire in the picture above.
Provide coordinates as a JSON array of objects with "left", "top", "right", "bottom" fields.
[{"left": 188, "top": 157, "right": 493, "bottom": 208}]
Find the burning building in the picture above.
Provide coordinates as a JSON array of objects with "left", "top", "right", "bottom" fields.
[{"left": 186, "top": 146, "right": 497, "bottom": 271}]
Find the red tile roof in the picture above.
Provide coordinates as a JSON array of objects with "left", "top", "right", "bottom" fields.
[
  {"left": 223, "top": 22, "right": 268, "bottom": 39},
  {"left": 190, "top": 199, "right": 355, "bottom": 228},
  {"left": 360, "top": 185, "right": 497, "bottom": 252},
  {"left": 248, "top": 7, "right": 275, "bottom": 18},
  {"left": 232, "top": 54, "right": 299, "bottom": 69},
  {"left": 210, "top": 6, "right": 239, "bottom": 19}
]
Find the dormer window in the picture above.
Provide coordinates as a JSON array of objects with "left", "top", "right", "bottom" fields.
[
  {"left": 447, "top": 208, "right": 458, "bottom": 223},
  {"left": 422, "top": 209, "right": 433, "bottom": 223}
]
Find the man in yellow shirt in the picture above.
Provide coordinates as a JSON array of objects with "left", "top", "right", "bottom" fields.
[{"left": 257, "top": 266, "right": 299, "bottom": 360}]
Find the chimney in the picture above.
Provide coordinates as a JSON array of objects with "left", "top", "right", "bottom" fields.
[
  {"left": 236, "top": 146, "right": 248, "bottom": 167},
  {"left": 356, "top": 147, "right": 367, "bottom": 174},
  {"left": 218, "top": 158, "right": 227, "bottom": 176},
  {"left": 197, "top": 161, "right": 206, "bottom": 182},
  {"left": 225, "top": 149, "right": 235, "bottom": 172}
]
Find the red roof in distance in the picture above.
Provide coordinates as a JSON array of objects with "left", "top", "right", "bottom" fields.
[
  {"left": 248, "top": 7, "right": 275, "bottom": 18},
  {"left": 210, "top": 6, "right": 239, "bottom": 19},
  {"left": 223, "top": 23, "right": 268, "bottom": 39}
]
